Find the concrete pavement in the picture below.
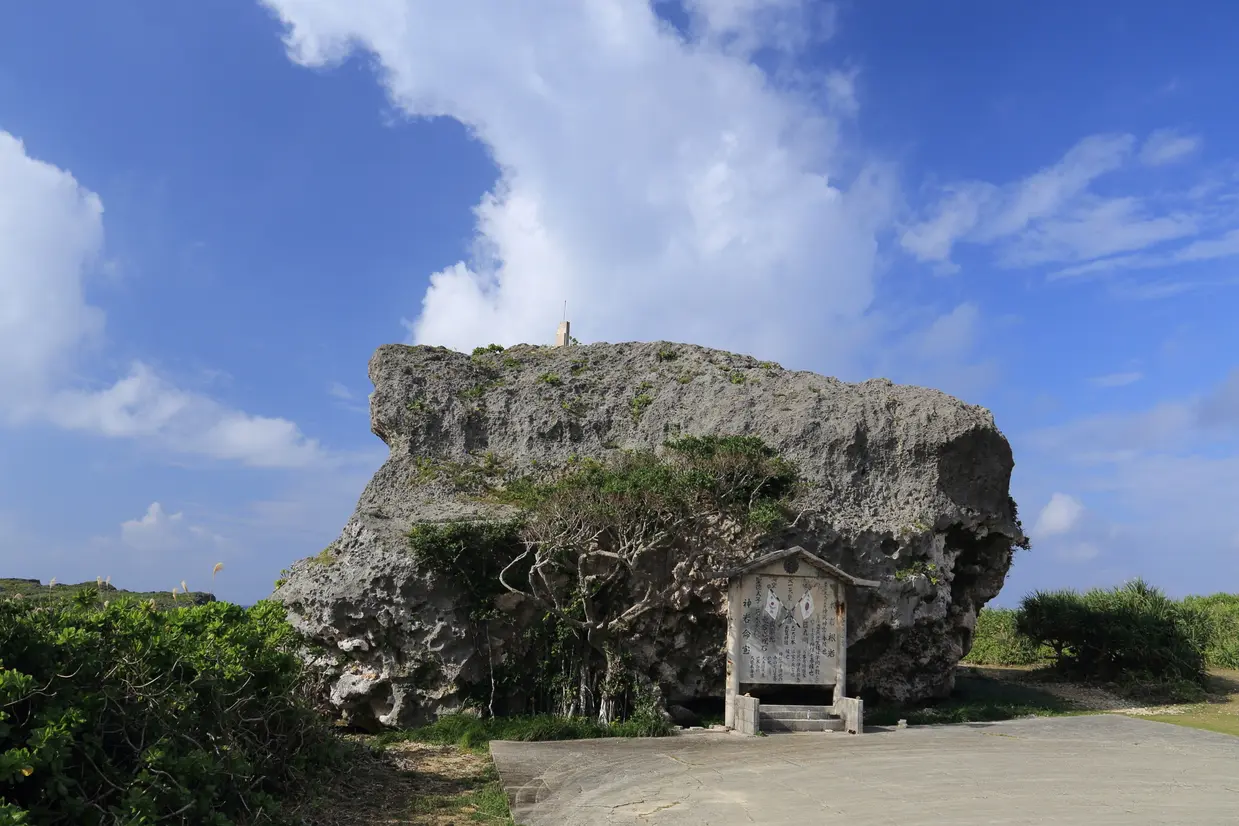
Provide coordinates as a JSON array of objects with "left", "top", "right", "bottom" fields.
[{"left": 490, "top": 714, "right": 1239, "bottom": 825}]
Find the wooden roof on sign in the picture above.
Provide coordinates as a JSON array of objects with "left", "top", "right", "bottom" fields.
[{"left": 714, "top": 546, "right": 881, "bottom": 588}]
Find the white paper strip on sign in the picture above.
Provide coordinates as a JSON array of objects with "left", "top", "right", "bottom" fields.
[
  {"left": 764, "top": 588, "right": 781, "bottom": 621},
  {"left": 798, "top": 590, "right": 814, "bottom": 620}
]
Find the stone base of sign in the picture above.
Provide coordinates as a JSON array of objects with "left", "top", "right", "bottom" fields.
[
  {"left": 731, "top": 697, "right": 864, "bottom": 735},
  {"left": 760, "top": 704, "right": 845, "bottom": 733},
  {"left": 835, "top": 696, "right": 863, "bottom": 735},
  {"left": 734, "top": 695, "right": 761, "bottom": 736}
]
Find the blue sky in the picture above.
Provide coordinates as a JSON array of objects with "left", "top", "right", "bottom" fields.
[{"left": 2, "top": 0, "right": 1237, "bottom": 607}]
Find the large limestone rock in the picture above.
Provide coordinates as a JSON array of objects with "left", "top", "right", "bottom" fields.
[{"left": 275, "top": 341, "right": 1026, "bottom": 729}]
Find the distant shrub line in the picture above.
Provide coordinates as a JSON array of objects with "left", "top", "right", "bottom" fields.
[{"left": 965, "top": 581, "right": 1239, "bottom": 685}]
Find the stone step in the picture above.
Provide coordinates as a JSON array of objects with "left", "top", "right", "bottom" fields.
[
  {"left": 761, "top": 717, "right": 845, "bottom": 733},
  {"left": 759, "top": 704, "right": 834, "bottom": 720}
]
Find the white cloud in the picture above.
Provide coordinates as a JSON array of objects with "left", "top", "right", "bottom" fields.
[
  {"left": 1033, "top": 492, "right": 1086, "bottom": 538},
  {"left": 120, "top": 502, "right": 227, "bottom": 554},
  {"left": 261, "top": 0, "right": 896, "bottom": 373},
  {"left": 1091, "top": 371, "right": 1143, "bottom": 388},
  {"left": 1051, "top": 227, "right": 1239, "bottom": 279},
  {"left": 681, "top": 0, "right": 838, "bottom": 56},
  {"left": 0, "top": 130, "right": 329, "bottom": 468},
  {"left": 899, "top": 183, "right": 992, "bottom": 264},
  {"left": 328, "top": 381, "right": 354, "bottom": 401},
  {"left": 0, "top": 132, "right": 105, "bottom": 404},
  {"left": 902, "top": 134, "right": 1132, "bottom": 266},
  {"left": 981, "top": 134, "right": 1133, "bottom": 241},
  {"left": 1002, "top": 196, "right": 1198, "bottom": 267},
  {"left": 1018, "top": 371, "right": 1239, "bottom": 582},
  {"left": 41, "top": 363, "right": 327, "bottom": 468},
  {"left": 821, "top": 67, "right": 859, "bottom": 117},
  {"left": 1197, "top": 368, "right": 1239, "bottom": 429},
  {"left": 1139, "top": 129, "right": 1200, "bottom": 167},
  {"left": 1055, "top": 541, "right": 1101, "bottom": 563},
  {"left": 904, "top": 129, "right": 1239, "bottom": 280}
]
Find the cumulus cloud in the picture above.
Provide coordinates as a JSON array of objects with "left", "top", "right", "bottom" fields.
[
  {"left": 1033, "top": 492, "right": 1086, "bottom": 538},
  {"left": 261, "top": 0, "right": 897, "bottom": 374},
  {"left": 0, "top": 131, "right": 329, "bottom": 468},
  {"left": 0, "top": 132, "right": 105, "bottom": 405},
  {"left": 120, "top": 502, "right": 227, "bottom": 553}
]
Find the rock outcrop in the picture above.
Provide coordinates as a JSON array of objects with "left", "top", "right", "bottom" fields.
[{"left": 275, "top": 341, "right": 1026, "bottom": 729}]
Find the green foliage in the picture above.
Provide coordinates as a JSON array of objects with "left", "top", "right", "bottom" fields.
[
  {"left": 410, "top": 435, "right": 799, "bottom": 723},
  {"left": 569, "top": 358, "right": 588, "bottom": 375},
  {"left": 756, "top": 360, "right": 780, "bottom": 371},
  {"left": 0, "top": 599, "right": 344, "bottom": 825},
  {"left": 559, "top": 398, "right": 588, "bottom": 418},
  {"left": 894, "top": 559, "right": 942, "bottom": 585},
  {"left": 405, "top": 397, "right": 429, "bottom": 414},
  {"left": 629, "top": 393, "right": 654, "bottom": 420},
  {"left": 676, "top": 372, "right": 695, "bottom": 385},
  {"left": 1016, "top": 579, "right": 1208, "bottom": 684},
  {"left": 629, "top": 382, "right": 655, "bottom": 421},
  {"left": 407, "top": 521, "right": 525, "bottom": 622},
  {"left": 472, "top": 344, "right": 505, "bottom": 357},
  {"left": 968, "top": 590, "right": 1239, "bottom": 676},
  {"left": 728, "top": 371, "right": 746, "bottom": 385},
  {"left": 962, "top": 608, "right": 1053, "bottom": 666},
  {"left": 461, "top": 377, "right": 504, "bottom": 400},
  {"left": 1010, "top": 495, "right": 1032, "bottom": 551},
  {"left": 1182, "top": 593, "right": 1239, "bottom": 670},
  {"left": 0, "top": 579, "right": 214, "bottom": 612},
  {"left": 410, "top": 454, "right": 509, "bottom": 493},
  {"left": 309, "top": 547, "right": 336, "bottom": 566},
  {"left": 536, "top": 372, "right": 562, "bottom": 386},
  {"left": 655, "top": 347, "right": 677, "bottom": 362}
]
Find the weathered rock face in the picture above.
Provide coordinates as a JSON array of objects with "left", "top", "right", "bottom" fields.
[{"left": 275, "top": 341, "right": 1026, "bottom": 729}]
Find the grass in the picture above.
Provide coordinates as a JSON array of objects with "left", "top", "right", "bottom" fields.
[
  {"left": 402, "top": 759, "right": 512, "bottom": 825},
  {"left": 298, "top": 737, "right": 515, "bottom": 826},
  {"left": 377, "top": 712, "right": 674, "bottom": 753},
  {"left": 1142, "top": 670, "right": 1239, "bottom": 737},
  {"left": 866, "top": 672, "right": 1081, "bottom": 727}
]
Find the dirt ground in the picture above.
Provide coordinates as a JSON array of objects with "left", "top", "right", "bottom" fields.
[
  {"left": 294, "top": 738, "right": 510, "bottom": 826},
  {"left": 965, "top": 664, "right": 1239, "bottom": 733}
]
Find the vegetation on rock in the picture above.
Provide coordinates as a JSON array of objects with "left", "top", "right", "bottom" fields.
[{"left": 407, "top": 435, "right": 800, "bottom": 724}]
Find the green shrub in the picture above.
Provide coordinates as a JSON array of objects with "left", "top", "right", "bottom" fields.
[
  {"left": 1016, "top": 579, "right": 1207, "bottom": 685},
  {"left": 1182, "top": 593, "right": 1239, "bottom": 670},
  {"left": 0, "top": 598, "right": 343, "bottom": 825},
  {"left": 963, "top": 608, "right": 1052, "bottom": 666}
]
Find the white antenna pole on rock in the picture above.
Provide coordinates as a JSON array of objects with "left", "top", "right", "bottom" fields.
[{"left": 556, "top": 301, "right": 572, "bottom": 347}]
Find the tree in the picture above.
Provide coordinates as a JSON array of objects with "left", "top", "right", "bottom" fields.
[{"left": 497, "top": 436, "right": 799, "bottom": 723}]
